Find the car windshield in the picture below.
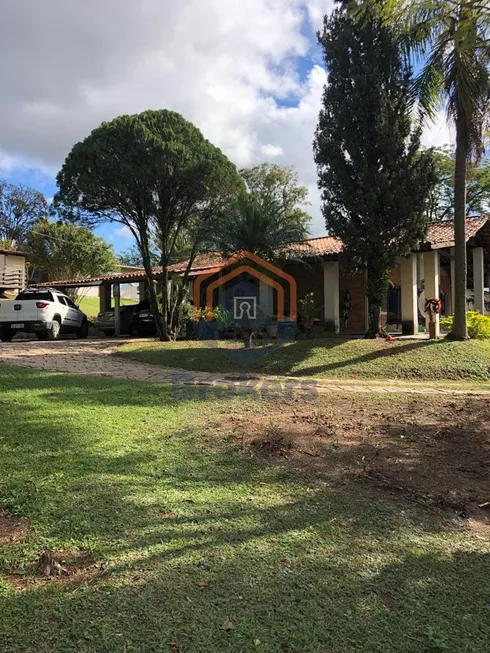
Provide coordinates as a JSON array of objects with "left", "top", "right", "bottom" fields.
[{"left": 16, "top": 291, "right": 54, "bottom": 302}]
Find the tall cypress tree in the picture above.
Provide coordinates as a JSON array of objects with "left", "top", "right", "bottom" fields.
[{"left": 314, "top": 1, "right": 437, "bottom": 337}]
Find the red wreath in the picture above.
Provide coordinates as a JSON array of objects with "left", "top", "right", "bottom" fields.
[{"left": 424, "top": 297, "right": 442, "bottom": 314}]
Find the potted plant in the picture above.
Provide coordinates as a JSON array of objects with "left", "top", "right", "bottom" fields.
[
  {"left": 212, "top": 306, "right": 233, "bottom": 338},
  {"left": 298, "top": 292, "right": 318, "bottom": 329}
]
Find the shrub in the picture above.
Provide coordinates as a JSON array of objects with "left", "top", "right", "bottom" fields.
[
  {"left": 212, "top": 306, "right": 233, "bottom": 332},
  {"left": 441, "top": 311, "right": 490, "bottom": 339},
  {"left": 298, "top": 292, "right": 319, "bottom": 319}
]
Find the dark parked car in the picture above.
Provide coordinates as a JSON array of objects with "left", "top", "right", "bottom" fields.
[
  {"left": 132, "top": 300, "right": 157, "bottom": 337},
  {"left": 95, "top": 300, "right": 153, "bottom": 336}
]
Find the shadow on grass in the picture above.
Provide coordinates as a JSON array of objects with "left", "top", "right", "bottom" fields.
[
  {"left": 1, "top": 367, "right": 489, "bottom": 652},
  {"left": 279, "top": 339, "right": 437, "bottom": 377},
  {"left": 1, "top": 540, "right": 489, "bottom": 652},
  {"left": 119, "top": 337, "right": 452, "bottom": 380}
]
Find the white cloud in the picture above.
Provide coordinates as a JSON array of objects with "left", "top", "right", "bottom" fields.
[
  {"left": 0, "top": 152, "right": 14, "bottom": 174},
  {"left": 0, "top": 0, "right": 332, "bottom": 235},
  {"left": 115, "top": 225, "right": 134, "bottom": 239},
  {"left": 260, "top": 144, "right": 284, "bottom": 158},
  {"left": 305, "top": 0, "right": 335, "bottom": 31},
  {"left": 421, "top": 111, "right": 452, "bottom": 149}
]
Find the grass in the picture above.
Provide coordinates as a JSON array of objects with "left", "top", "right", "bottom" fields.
[
  {"left": 77, "top": 296, "right": 137, "bottom": 320},
  {"left": 116, "top": 337, "right": 490, "bottom": 382},
  {"left": 0, "top": 364, "right": 489, "bottom": 652}
]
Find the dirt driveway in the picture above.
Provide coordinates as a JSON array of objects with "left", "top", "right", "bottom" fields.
[{"left": 1, "top": 338, "right": 490, "bottom": 396}]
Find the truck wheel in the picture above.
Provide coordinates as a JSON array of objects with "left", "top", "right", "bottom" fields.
[
  {"left": 77, "top": 321, "right": 89, "bottom": 339},
  {"left": 35, "top": 331, "right": 49, "bottom": 341},
  {"left": 0, "top": 332, "right": 13, "bottom": 343},
  {"left": 47, "top": 319, "right": 61, "bottom": 341}
]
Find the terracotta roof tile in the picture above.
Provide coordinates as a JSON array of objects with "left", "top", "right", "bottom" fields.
[
  {"left": 425, "top": 215, "right": 489, "bottom": 248},
  {"left": 167, "top": 252, "right": 225, "bottom": 274},
  {"left": 289, "top": 235, "right": 343, "bottom": 256},
  {"left": 35, "top": 217, "right": 489, "bottom": 287},
  {"left": 37, "top": 269, "right": 155, "bottom": 287}
]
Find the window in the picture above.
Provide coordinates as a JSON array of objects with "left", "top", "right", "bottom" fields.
[
  {"left": 65, "top": 297, "right": 79, "bottom": 309},
  {"left": 16, "top": 291, "right": 53, "bottom": 302},
  {"left": 57, "top": 296, "right": 67, "bottom": 306}
]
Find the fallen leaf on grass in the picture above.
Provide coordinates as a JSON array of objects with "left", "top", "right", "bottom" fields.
[
  {"left": 220, "top": 619, "right": 235, "bottom": 631},
  {"left": 197, "top": 581, "right": 209, "bottom": 589}
]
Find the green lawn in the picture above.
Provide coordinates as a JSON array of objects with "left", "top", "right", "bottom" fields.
[
  {"left": 0, "top": 365, "right": 489, "bottom": 652},
  {"left": 116, "top": 337, "right": 490, "bottom": 382},
  {"left": 78, "top": 296, "right": 137, "bottom": 320}
]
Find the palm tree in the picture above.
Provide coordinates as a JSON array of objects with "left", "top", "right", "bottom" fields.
[
  {"left": 366, "top": 0, "right": 490, "bottom": 339},
  {"left": 213, "top": 192, "right": 309, "bottom": 260}
]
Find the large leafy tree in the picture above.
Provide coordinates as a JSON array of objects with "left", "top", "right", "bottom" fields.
[
  {"left": 367, "top": 0, "right": 490, "bottom": 338},
  {"left": 54, "top": 110, "right": 242, "bottom": 340},
  {"left": 240, "top": 164, "right": 311, "bottom": 228},
  {"left": 212, "top": 164, "right": 311, "bottom": 259},
  {"left": 119, "top": 245, "right": 158, "bottom": 268},
  {"left": 213, "top": 191, "right": 309, "bottom": 260},
  {"left": 0, "top": 181, "right": 47, "bottom": 247},
  {"left": 314, "top": 0, "right": 437, "bottom": 338},
  {"left": 426, "top": 147, "right": 490, "bottom": 221},
  {"left": 27, "top": 221, "right": 118, "bottom": 300}
]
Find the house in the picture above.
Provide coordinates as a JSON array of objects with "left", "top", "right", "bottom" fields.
[
  {"left": 173, "top": 216, "right": 490, "bottom": 337},
  {"left": 0, "top": 248, "right": 27, "bottom": 295},
  {"left": 36, "top": 217, "right": 490, "bottom": 337}
]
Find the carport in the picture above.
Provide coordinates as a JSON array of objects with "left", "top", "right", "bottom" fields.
[
  {"left": 35, "top": 254, "right": 223, "bottom": 336},
  {"left": 36, "top": 271, "right": 156, "bottom": 336}
]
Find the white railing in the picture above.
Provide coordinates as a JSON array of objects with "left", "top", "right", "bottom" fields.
[{"left": 0, "top": 267, "right": 26, "bottom": 289}]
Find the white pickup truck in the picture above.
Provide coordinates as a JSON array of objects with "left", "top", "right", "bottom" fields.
[{"left": 0, "top": 288, "right": 89, "bottom": 342}]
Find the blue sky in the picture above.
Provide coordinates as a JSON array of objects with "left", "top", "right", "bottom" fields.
[
  {"left": 1, "top": 164, "right": 126, "bottom": 252},
  {"left": 0, "top": 0, "right": 450, "bottom": 254}
]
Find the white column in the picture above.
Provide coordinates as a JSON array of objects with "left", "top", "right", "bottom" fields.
[
  {"left": 400, "top": 254, "right": 418, "bottom": 335},
  {"left": 450, "top": 246, "right": 456, "bottom": 315},
  {"left": 473, "top": 247, "right": 485, "bottom": 314},
  {"left": 259, "top": 279, "right": 274, "bottom": 317},
  {"left": 323, "top": 261, "right": 340, "bottom": 331},
  {"left": 423, "top": 250, "right": 440, "bottom": 337}
]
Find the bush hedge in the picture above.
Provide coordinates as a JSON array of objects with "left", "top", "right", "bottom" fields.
[{"left": 441, "top": 311, "right": 490, "bottom": 339}]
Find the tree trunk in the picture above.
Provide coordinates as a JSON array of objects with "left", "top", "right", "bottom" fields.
[
  {"left": 365, "top": 265, "right": 388, "bottom": 338},
  {"left": 158, "top": 270, "right": 170, "bottom": 341},
  {"left": 365, "top": 303, "right": 384, "bottom": 339},
  {"left": 146, "top": 274, "right": 165, "bottom": 341},
  {"left": 449, "top": 116, "right": 469, "bottom": 340},
  {"left": 139, "top": 245, "right": 164, "bottom": 341}
]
